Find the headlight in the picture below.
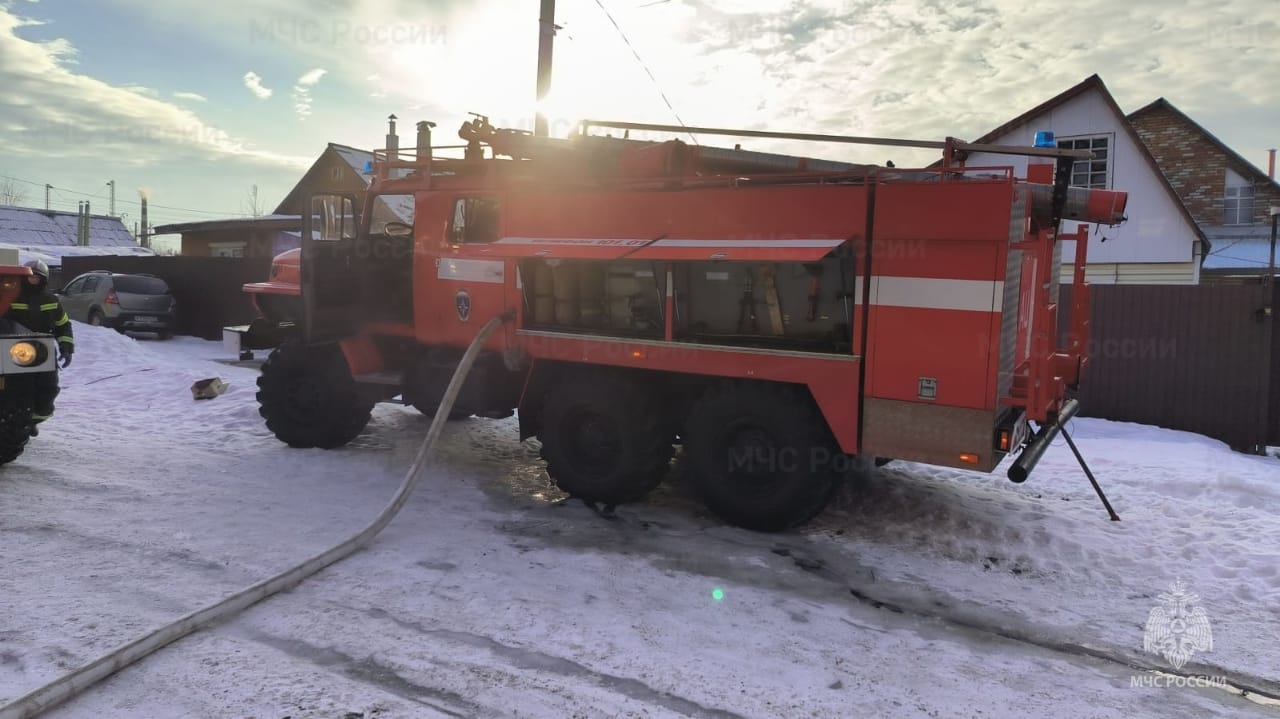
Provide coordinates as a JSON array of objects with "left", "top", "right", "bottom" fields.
[{"left": 10, "top": 342, "right": 39, "bottom": 367}]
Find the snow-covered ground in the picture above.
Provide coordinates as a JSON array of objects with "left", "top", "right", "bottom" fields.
[{"left": 2, "top": 325, "right": 1278, "bottom": 718}]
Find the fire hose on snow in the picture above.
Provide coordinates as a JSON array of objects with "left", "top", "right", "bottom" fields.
[{"left": 0, "top": 311, "right": 513, "bottom": 719}]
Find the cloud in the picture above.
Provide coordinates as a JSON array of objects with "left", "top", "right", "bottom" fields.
[
  {"left": 21, "top": 0, "right": 1280, "bottom": 171},
  {"left": 173, "top": 91, "right": 207, "bottom": 102},
  {"left": 242, "top": 70, "right": 272, "bottom": 99},
  {"left": 0, "top": 7, "right": 308, "bottom": 170},
  {"left": 291, "top": 67, "right": 327, "bottom": 120}
]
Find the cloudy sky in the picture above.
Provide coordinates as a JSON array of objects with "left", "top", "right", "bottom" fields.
[{"left": 0, "top": 0, "right": 1276, "bottom": 236}]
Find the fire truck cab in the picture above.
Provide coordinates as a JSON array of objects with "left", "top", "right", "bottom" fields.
[{"left": 255, "top": 116, "right": 1125, "bottom": 531}]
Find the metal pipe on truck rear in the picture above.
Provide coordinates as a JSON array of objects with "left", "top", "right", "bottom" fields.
[{"left": 1008, "top": 398, "right": 1081, "bottom": 483}]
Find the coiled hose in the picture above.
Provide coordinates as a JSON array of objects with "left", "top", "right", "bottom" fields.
[{"left": 0, "top": 311, "right": 512, "bottom": 719}]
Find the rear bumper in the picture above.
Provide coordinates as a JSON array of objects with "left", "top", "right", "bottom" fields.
[{"left": 112, "top": 311, "right": 176, "bottom": 331}]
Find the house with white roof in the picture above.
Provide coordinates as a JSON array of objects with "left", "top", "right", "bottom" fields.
[{"left": 0, "top": 205, "right": 154, "bottom": 276}]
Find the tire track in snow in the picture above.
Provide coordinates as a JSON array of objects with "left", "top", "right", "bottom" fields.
[
  {"left": 362, "top": 606, "right": 747, "bottom": 719},
  {"left": 498, "top": 506, "right": 1280, "bottom": 710}
]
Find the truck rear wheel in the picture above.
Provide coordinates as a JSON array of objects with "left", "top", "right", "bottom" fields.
[
  {"left": 684, "top": 382, "right": 841, "bottom": 531},
  {"left": 0, "top": 399, "right": 34, "bottom": 466},
  {"left": 256, "top": 342, "right": 374, "bottom": 449},
  {"left": 538, "top": 372, "right": 673, "bottom": 505}
]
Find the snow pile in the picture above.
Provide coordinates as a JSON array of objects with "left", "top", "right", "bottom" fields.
[
  {"left": 811, "top": 416, "right": 1280, "bottom": 679},
  {"left": 57, "top": 324, "right": 276, "bottom": 455}
]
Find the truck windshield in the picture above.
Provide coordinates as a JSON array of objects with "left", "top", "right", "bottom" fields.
[{"left": 370, "top": 194, "right": 414, "bottom": 235}]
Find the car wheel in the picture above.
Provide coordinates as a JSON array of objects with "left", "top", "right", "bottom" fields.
[{"left": 88, "top": 310, "right": 104, "bottom": 327}]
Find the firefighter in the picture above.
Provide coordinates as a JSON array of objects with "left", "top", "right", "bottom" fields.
[{"left": 3, "top": 260, "right": 73, "bottom": 432}]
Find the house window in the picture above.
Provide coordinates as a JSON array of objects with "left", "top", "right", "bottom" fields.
[
  {"left": 1224, "top": 185, "right": 1255, "bottom": 226},
  {"left": 1057, "top": 135, "right": 1111, "bottom": 189},
  {"left": 209, "top": 241, "right": 247, "bottom": 258}
]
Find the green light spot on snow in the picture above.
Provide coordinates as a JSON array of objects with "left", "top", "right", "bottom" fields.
[{"left": 712, "top": 588, "right": 725, "bottom": 601}]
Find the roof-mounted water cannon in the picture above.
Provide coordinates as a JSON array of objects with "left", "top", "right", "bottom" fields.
[{"left": 459, "top": 113, "right": 496, "bottom": 160}]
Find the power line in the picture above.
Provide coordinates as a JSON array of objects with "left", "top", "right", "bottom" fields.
[
  {"left": 590, "top": 0, "right": 698, "bottom": 145},
  {"left": 0, "top": 173, "right": 243, "bottom": 216}
]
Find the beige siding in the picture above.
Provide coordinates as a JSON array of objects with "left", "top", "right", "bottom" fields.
[
  {"left": 1060, "top": 262, "right": 1199, "bottom": 284},
  {"left": 1060, "top": 241, "right": 1202, "bottom": 285}
]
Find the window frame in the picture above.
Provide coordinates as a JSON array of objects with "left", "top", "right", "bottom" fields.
[
  {"left": 1056, "top": 134, "right": 1113, "bottom": 190},
  {"left": 449, "top": 196, "right": 501, "bottom": 245},
  {"left": 1223, "top": 184, "right": 1255, "bottom": 226}
]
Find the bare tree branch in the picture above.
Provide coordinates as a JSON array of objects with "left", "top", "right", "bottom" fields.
[
  {"left": 0, "top": 178, "right": 30, "bottom": 207},
  {"left": 243, "top": 184, "right": 265, "bottom": 217}
]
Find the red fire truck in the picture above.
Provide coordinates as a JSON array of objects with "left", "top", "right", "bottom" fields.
[{"left": 253, "top": 116, "right": 1125, "bottom": 531}]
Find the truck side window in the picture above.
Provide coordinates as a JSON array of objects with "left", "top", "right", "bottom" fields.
[
  {"left": 450, "top": 197, "right": 500, "bottom": 244},
  {"left": 310, "top": 195, "right": 357, "bottom": 242}
]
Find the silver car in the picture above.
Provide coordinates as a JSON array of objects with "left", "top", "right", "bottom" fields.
[{"left": 57, "top": 271, "right": 177, "bottom": 338}]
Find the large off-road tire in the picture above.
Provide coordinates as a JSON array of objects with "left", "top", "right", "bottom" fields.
[
  {"left": 256, "top": 342, "right": 374, "bottom": 449},
  {"left": 684, "top": 381, "right": 842, "bottom": 532},
  {"left": 0, "top": 399, "right": 35, "bottom": 466},
  {"left": 538, "top": 371, "right": 674, "bottom": 505}
]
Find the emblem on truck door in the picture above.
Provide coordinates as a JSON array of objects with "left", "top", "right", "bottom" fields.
[
  {"left": 455, "top": 289, "right": 471, "bottom": 322},
  {"left": 918, "top": 377, "right": 937, "bottom": 400}
]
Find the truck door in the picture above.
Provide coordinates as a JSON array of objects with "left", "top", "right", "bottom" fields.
[
  {"left": 300, "top": 193, "right": 361, "bottom": 342},
  {"left": 415, "top": 193, "right": 509, "bottom": 350}
]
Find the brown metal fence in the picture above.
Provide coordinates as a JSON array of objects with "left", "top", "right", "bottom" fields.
[
  {"left": 60, "top": 256, "right": 272, "bottom": 341},
  {"left": 1059, "top": 282, "right": 1278, "bottom": 453}
]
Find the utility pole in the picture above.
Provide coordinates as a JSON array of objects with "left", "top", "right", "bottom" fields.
[
  {"left": 1269, "top": 205, "right": 1278, "bottom": 288},
  {"left": 108, "top": 180, "right": 116, "bottom": 217},
  {"left": 45, "top": 184, "right": 51, "bottom": 210},
  {"left": 534, "top": 0, "right": 555, "bottom": 137}
]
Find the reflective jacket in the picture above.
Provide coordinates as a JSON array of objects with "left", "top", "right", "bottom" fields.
[{"left": 5, "top": 288, "right": 74, "bottom": 357}]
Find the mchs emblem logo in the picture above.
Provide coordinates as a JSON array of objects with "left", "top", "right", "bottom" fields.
[
  {"left": 1143, "top": 580, "right": 1213, "bottom": 669},
  {"left": 455, "top": 289, "right": 471, "bottom": 322}
]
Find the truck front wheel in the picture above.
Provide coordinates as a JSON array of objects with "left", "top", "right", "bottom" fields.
[
  {"left": 0, "top": 398, "right": 34, "bottom": 466},
  {"left": 684, "top": 381, "right": 842, "bottom": 532},
  {"left": 256, "top": 342, "right": 374, "bottom": 449},
  {"left": 538, "top": 372, "right": 673, "bottom": 505}
]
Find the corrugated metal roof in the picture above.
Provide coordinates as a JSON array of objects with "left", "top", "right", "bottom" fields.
[
  {"left": 0, "top": 242, "right": 156, "bottom": 267},
  {"left": 0, "top": 205, "right": 139, "bottom": 248},
  {"left": 152, "top": 214, "right": 302, "bottom": 235},
  {"left": 1203, "top": 230, "right": 1278, "bottom": 270}
]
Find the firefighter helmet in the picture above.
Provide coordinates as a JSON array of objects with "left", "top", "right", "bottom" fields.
[{"left": 24, "top": 259, "right": 49, "bottom": 280}]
